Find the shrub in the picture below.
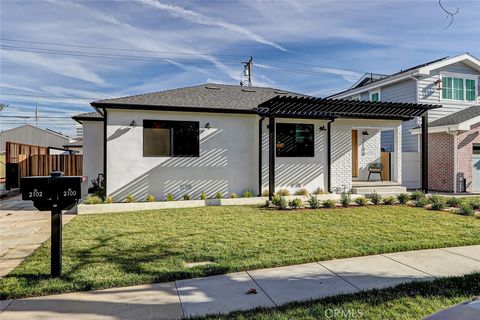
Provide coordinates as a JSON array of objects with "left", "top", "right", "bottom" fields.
[
  {"left": 446, "top": 197, "right": 461, "bottom": 207},
  {"left": 415, "top": 196, "right": 428, "bottom": 208},
  {"left": 200, "top": 192, "right": 207, "bottom": 200},
  {"left": 307, "top": 195, "right": 321, "bottom": 209},
  {"left": 322, "top": 199, "right": 336, "bottom": 209},
  {"left": 383, "top": 196, "right": 395, "bottom": 205},
  {"left": 104, "top": 196, "right": 113, "bottom": 204},
  {"left": 294, "top": 188, "right": 309, "bottom": 196},
  {"left": 312, "top": 187, "right": 324, "bottom": 195},
  {"left": 89, "top": 175, "right": 105, "bottom": 199},
  {"left": 271, "top": 194, "right": 287, "bottom": 210},
  {"left": 146, "top": 194, "right": 156, "bottom": 202},
  {"left": 340, "top": 191, "right": 351, "bottom": 207},
  {"left": 126, "top": 194, "right": 135, "bottom": 203},
  {"left": 469, "top": 200, "right": 480, "bottom": 210},
  {"left": 458, "top": 204, "right": 474, "bottom": 216},
  {"left": 288, "top": 198, "right": 303, "bottom": 209},
  {"left": 410, "top": 190, "right": 425, "bottom": 202},
  {"left": 183, "top": 194, "right": 191, "bottom": 200},
  {"left": 84, "top": 195, "right": 102, "bottom": 205},
  {"left": 166, "top": 193, "right": 174, "bottom": 201},
  {"left": 276, "top": 189, "right": 290, "bottom": 196},
  {"left": 242, "top": 190, "right": 254, "bottom": 198},
  {"left": 230, "top": 192, "right": 238, "bottom": 198},
  {"left": 215, "top": 192, "right": 223, "bottom": 199},
  {"left": 429, "top": 195, "right": 446, "bottom": 211},
  {"left": 369, "top": 191, "right": 381, "bottom": 205},
  {"left": 397, "top": 193, "right": 409, "bottom": 204},
  {"left": 262, "top": 189, "right": 269, "bottom": 197},
  {"left": 354, "top": 197, "right": 368, "bottom": 206}
]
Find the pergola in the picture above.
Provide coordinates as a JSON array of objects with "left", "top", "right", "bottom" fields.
[{"left": 256, "top": 96, "right": 441, "bottom": 199}]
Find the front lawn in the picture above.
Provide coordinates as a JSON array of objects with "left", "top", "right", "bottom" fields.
[
  {"left": 2, "top": 205, "right": 480, "bottom": 299},
  {"left": 199, "top": 273, "right": 480, "bottom": 320}
]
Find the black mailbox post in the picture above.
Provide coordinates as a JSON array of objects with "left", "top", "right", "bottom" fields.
[{"left": 21, "top": 171, "right": 83, "bottom": 277}]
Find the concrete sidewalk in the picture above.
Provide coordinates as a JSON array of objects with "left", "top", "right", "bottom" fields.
[
  {"left": 1, "top": 245, "right": 479, "bottom": 319},
  {"left": 0, "top": 196, "right": 75, "bottom": 277}
]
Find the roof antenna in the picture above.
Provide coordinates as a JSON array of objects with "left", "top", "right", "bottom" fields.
[{"left": 240, "top": 56, "right": 253, "bottom": 87}]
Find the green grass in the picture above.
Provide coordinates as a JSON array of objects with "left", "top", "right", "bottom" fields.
[
  {"left": 198, "top": 273, "right": 480, "bottom": 320},
  {"left": 2, "top": 205, "right": 480, "bottom": 299}
]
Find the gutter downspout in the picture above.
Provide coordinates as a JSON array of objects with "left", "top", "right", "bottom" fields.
[
  {"left": 452, "top": 131, "right": 458, "bottom": 193},
  {"left": 103, "top": 108, "right": 107, "bottom": 197},
  {"left": 258, "top": 116, "right": 265, "bottom": 196}
]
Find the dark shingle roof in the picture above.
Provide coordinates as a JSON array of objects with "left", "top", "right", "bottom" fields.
[
  {"left": 91, "top": 83, "right": 309, "bottom": 112},
  {"left": 72, "top": 111, "right": 103, "bottom": 121},
  {"left": 427, "top": 105, "right": 480, "bottom": 128}
]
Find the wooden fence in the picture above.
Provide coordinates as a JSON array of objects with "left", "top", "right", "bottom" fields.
[{"left": 5, "top": 141, "right": 82, "bottom": 189}]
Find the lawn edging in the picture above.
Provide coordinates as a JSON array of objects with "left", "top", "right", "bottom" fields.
[{"left": 76, "top": 194, "right": 364, "bottom": 214}]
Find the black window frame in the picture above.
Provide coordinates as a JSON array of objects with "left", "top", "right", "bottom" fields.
[
  {"left": 276, "top": 123, "right": 315, "bottom": 158},
  {"left": 143, "top": 120, "right": 200, "bottom": 157}
]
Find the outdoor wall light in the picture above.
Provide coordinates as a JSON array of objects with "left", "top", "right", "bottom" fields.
[
  {"left": 205, "top": 122, "right": 210, "bottom": 129},
  {"left": 130, "top": 120, "right": 138, "bottom": 127},
  {"left": 435, "top": 79, "right": 443, "bottom": 91},
  {"left": 362, "top": 130, "right": 369, "bottom": 136},
  {"left": 319, "top": 125, "right": 327, "bottom": 131}
]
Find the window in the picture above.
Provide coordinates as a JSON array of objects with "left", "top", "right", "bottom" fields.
[
  {"left": 143, "top": 120, "right": 199, "bottom": 157},
  {"left": 276, "top": 123, "right": 314, "bottom": 157},
  {"left": 442, "top": 76, "right": 477, "bottom": 101},
  {"left": 466, "top": 79, "right": 476, "bottom": 101},
  {"left": 370, "top": 92, "right": 380, "bottom": 102}
]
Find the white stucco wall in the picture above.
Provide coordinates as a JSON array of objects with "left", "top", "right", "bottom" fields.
[
  {"left": 260, "top": 118, "right": 329, "bottom": 195},
  {"left": 104, "top": 109, "right": 402, "bottom": 199},
  {"left": 106, "top": 109, "right": 259, "bottom": 201},
  {"left": 82, "top": 120, "right": 104, "bottom": 188}
]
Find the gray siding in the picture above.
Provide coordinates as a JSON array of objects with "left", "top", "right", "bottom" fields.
[
  {"left": 418, "top": 62, "right": 480, "bottom": 121},
  {"left": 0, "top": 125, "right": 70, "bottom": 152}
]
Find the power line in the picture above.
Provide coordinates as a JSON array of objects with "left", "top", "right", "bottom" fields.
[
  {"left": 0, "top": 115, "right": 75, "bottom": 119},
  {"left": 1, "top": 92, "right": 99, "bottom": 99}
]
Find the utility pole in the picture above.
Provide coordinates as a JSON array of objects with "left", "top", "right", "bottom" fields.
[
  {"left": 35, "top": 101, "right": 39, "bottom": 127},
  {"left": 240, "top": 56, "right": 253, "bottom": 87}
]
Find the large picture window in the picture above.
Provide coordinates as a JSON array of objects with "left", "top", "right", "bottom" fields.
[
  {"left": 442, "top": 76, "right": 477, "bottom": 101},
  {"left": 143, "top": 120, "right": 199, "bottom": 157},
  {"left": 276, "top": 123, "right": 314, "bottom": 157}
]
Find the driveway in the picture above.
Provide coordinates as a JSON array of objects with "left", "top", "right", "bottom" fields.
[{"left": 0, "top": 195, "right": 75, "bottom": 277}]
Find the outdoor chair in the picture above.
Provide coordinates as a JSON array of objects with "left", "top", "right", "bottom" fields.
[{"left": 367, "top": 163, "right": 383, "bottom": 181}]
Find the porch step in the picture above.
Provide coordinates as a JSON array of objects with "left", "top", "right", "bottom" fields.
[{"left": 352, "top": 185, "right": 407, "bottom": 196}]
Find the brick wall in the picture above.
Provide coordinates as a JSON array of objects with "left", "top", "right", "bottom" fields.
[
  {"left": 457, "top": 124, "right": 480, "bottom": 192},
  {"left": 428, "top": 132, "right": 454, "bottom": 192},
  {"left": 330, "top": 122, "right": 352, "bottom": 193}
]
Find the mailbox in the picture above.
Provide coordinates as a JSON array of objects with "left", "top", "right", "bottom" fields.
[
  {"left": 20, "top": 171, "right": 85, "bottom": 277},
  {"left": 21, "top": 173, "right": 83, "bottom": 210}
]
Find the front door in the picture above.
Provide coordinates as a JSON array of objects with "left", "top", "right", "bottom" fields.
[
  {"left": 352, "top": 130, "right": 358, "bottom": 177},
  {"left": 472, "top": 144, "right": 480, "bottom": 192}
]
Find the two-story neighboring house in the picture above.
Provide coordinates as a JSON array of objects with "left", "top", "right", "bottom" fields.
[{"left": 330, "top": 53, "right": 480, "bottom": 192}]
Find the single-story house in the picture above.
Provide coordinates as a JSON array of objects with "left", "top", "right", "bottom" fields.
[{"left": 75, "top": 83, "right": 438, "bottom": 201}]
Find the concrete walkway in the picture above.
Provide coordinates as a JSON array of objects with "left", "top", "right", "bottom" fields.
[
  {"left": 1, "top": 245, "right": 479, "bottom": 319},
  {"left": 0, "top": 196, "right": 75, "bottom": 277}
]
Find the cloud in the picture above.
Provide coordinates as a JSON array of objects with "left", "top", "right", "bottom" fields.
[
  {"left": 136, "top": 0, "right": 288, "bottom": 52},
  {"left": 1, "top": 49, "right": 106, "bottom": 85}
]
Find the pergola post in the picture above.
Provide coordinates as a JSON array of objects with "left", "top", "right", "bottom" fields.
[
  {"left": 421, "top": 112, "right": 429, "bottom": 194},
  {"left": 268, "top": 116, "right": 275, "bottom": 200},
  {"left": 327, "top": 120, "right": 332, "bottom": 193}
]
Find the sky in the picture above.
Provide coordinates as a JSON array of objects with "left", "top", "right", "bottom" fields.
[{"left": 1, "top": 0, "right": 479, "bottom": 137}]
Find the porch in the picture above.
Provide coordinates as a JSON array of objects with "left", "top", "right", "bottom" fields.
[{"left": 257, "top": 96, "right": 441, "bottom": 199}]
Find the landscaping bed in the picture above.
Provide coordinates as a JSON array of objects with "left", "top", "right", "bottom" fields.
[{"left": 2, "top": 204, "right": 480, "bottom": 299}]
